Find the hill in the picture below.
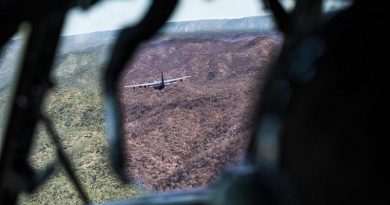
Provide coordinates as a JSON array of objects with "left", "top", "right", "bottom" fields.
[
  {"left": 0, "top": 18, "right": 281, "bottom": 203},
  {"left": 119, "top": 33, "right": 281, "bottom": 191},
  {"left": 162, "top": 15, "right": 275, "bottom": 34}
]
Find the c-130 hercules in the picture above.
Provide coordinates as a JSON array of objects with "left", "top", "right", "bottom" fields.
[{"left": 124, "top": 72, "right": 191, "bottom": 90}]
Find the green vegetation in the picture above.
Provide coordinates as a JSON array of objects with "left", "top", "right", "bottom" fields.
[{"left": 0, "top": 44, "right": 141, "bottom": 204}]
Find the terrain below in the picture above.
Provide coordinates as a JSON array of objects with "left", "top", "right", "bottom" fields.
[{"left": 119, "top": 33, "right": 281, "bottom": 191}]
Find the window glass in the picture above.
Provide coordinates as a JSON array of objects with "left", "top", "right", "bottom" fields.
[
  {"left": 119, "top": 0, "right": 282, "bottom": 192},
  {"left": 0, "top": 32, "right": 25, "bottom": 153}
]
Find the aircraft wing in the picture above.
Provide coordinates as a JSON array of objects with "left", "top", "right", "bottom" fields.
[
  {"left": 164, "top": 76, "right": 191, "bottom": 84},
  {"left": 124, "top": 82, "right": 159, "bottom": 88},
  {"left": 164, "top": 81, "right": 177, "bottom": 85}
]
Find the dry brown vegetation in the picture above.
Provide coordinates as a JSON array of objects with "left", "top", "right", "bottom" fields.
[
  {"left": 119, "top": 33, "right": 281, "bottom": 191},
  {"left": 0, "top": 32, "right": 281, "bottom": 204}
]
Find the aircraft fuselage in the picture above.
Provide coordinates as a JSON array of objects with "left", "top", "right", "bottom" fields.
[{"left": 152, "top": 83, "right": 165, "bottom": 90}]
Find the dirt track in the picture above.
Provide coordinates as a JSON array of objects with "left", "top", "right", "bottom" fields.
[{"left": 119, "top": 33, "right": 281, "bottom": 191}]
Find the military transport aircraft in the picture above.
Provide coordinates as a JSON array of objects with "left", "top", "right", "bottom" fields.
[{"left": 124, "top": 72, "right": 191, "bottom": 90}]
